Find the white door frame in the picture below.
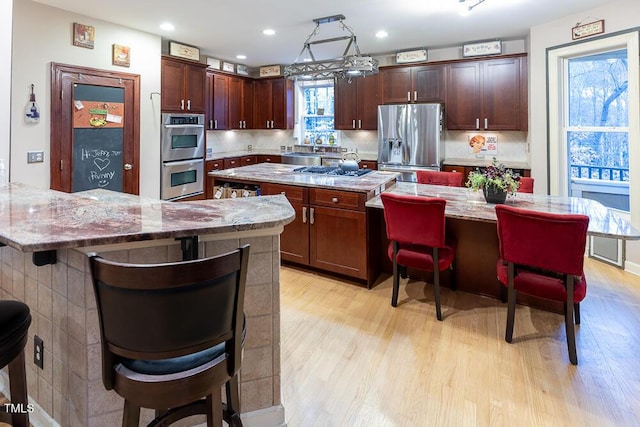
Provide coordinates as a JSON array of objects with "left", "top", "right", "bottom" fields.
[{"left": 547, "top": 31, "right": 640, "bottom": 226}]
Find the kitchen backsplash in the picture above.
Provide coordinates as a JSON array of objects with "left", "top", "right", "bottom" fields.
[{"left": 207, "top": 129, "right": 529, "bottom": 164}]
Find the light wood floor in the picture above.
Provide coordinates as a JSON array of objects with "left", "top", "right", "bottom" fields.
[{"left": 280, "top": 258, "right": 640, "bottom": 427}]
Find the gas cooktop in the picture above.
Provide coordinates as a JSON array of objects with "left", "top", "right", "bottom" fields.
[{"left": 293, "top": 166, "right": 373, "bottom": 177}]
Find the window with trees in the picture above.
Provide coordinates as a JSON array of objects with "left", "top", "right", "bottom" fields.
[{"left": 567, "top": 48, "right": 629, "bottom": 211}]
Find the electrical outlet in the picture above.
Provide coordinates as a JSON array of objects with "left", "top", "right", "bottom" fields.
[
  {"left": 27, "top": 151, "right": 44, "bottom": 163},
  {"left": 34, "top": 335, "right": 44, "bottom": 369}
]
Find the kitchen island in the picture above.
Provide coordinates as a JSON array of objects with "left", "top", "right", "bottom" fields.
[
  {"left": 0, "top": 183, "right": 294, "bottom": 427},
  {"left": 209, "top": 163, "right": 398, "bottom": 286},
  {"left": 366, "top": 182, "right": 640, "bottom": 311}
]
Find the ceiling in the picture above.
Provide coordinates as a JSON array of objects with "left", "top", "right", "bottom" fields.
[{"left": 34, "top": 0, "right": 616, "bottom": 68}]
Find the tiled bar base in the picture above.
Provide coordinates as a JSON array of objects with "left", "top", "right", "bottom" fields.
[{"left": 0, "top": 230, "right": 284, "bottom": 427}]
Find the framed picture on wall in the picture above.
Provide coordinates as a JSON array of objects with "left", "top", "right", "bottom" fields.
[
  {"left": 112, "top": 44, "right": 131, "bottom": 67},
  {"left": 73, "top": 23, "right": 95, "bottom": 49}
]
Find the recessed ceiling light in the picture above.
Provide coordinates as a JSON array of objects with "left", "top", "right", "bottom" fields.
[
  {"left": 376, "top": 30, "right": 388, "bottom": 39},
  {"left": 236, "top": 55, "right": 247, "bottom": 60},
  {"left": 263, "top": 29, "right": 276, "bottom": 36},
  {"left": 160, "top": 22, "right": 175, "bottom": 31}
]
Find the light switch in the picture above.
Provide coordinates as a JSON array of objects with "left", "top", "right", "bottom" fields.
[{"left": 27, "top": 151, "right": 45, "bottom": 163}]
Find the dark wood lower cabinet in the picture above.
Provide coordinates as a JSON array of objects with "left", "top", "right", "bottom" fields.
[
  {"left": 259, "top": 183, "right": 369, "bottom": 282},
  {"left": 309, "top": 206, "right": 367, "bottom": 279}
]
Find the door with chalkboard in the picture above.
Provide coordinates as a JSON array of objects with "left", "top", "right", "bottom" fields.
[{"left": 50, "top": 63, "right": 140, "bottom": 194}]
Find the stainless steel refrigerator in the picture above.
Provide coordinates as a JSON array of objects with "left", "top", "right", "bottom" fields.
[{"left": 377, "top": 103, "right": 444, "bottom": 182}]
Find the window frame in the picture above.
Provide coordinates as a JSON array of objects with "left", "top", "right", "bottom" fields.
[{"left": 547, "top": 31, "right": 640, "bottom": 225}]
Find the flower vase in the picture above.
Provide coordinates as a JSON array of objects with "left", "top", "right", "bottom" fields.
[{"left": 483, "top": 186, "right": 507, "bottom": 204}]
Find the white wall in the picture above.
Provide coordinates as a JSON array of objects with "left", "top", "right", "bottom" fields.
[
  {"left": 1, "top": 1, "right": 12, "bottom": 172},
  {"left": 529, "top": 0, "right": 640, "bottom": 270},
  {"left": 11, "top": 1, "right": 162, "bottom": 198}
]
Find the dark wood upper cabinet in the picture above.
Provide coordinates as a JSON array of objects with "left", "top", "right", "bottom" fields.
[
  {"left": 211, "top": 73, "right": 229, "bottom": 130},
  {"left": 229, "top": 76, "right": 253, "bottom": 130},
  {"left": 161, "top": 57, "right": 206, "bottom": 113},
  {"left": 381, "top": 64, "right": 445, "bottom": 104},
  {"left": 335, "top": 74, "right": 381, "bottom": 130},
  {"left": 254, "top": 78, "right": 294, "bottom": 129},
  {"left": 446, "top": 55, "right": 527, "bottom": 131}
]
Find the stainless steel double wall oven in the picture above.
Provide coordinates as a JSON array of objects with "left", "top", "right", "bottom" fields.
[{"left": 160, "top": 113, "right": 205, "bottom": 200}]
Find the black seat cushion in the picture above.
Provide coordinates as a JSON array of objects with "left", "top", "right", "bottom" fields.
[
  {"left": 121, "top": 342, "right": 226, "bottom": 375},
  {"left": 120, "top": 314, "right": 246, "bottom": 376},
  {"left": 0, "top": 301, "right": 31, "bottom": 368}
]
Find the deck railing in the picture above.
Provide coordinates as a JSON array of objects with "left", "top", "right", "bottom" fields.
[{"left": 570, "top": 164, "right": 629, "bottom": 182}]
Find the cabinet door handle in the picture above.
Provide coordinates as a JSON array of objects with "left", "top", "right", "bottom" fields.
[
  {"left": 352, "top": 119, "right": 356, "bottom": 129},
  {"left": 214, "top": 120, "right": 218, "bottom": 129},
  {"left": 266, "top": 120, "right": 269, "bottom": 128},
  {"left": 332, "top": 197, "right": 339, "bottom": 203},
  {"left": 209, "top": 120, "right": 213, "bottom": 129},
  {"left": 181, "top": 99, "right": 185, "bottom": 110},
  {"left": 414, "top": 91, "right": 417, "bottom": 101},
  {"left": 358, "top": 119, "right": 361, "bottom": 129},
  {"left": 310, "top": 207, "right": 315, "bottom": 225},
  {"left": 362, "top": 164, "right": 368, "bottom": 169},
  {"left": 124, "top": 163, "right": 132, "bottom": 171},
  {"left": 187, "top": 99, "right": 191, "bottom": 110},
  {"left": 484, "top": 118, "right": 488, "bottom": 129},
  {"left": 271, "top": 120, "right": 274, "bottom": 128},
  {"left": 302, "top": 206, "right": 307, "bottom": 224},
  {"left": 407, "top": 92, "right": 411, "bottom": 102},
  {"left": 475, "top": 118, "right": 480, "bottom": 129}
]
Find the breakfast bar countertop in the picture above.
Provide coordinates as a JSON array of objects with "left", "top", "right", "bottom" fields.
[
  {"left": 208, "top": 163, "right": 398, "bottom": 195},
  {"left": 0, "top": 182, "right": 295, "bottom": 252},
  {"left": 366, "top": 182, "right": 640, "bottom": 240}
]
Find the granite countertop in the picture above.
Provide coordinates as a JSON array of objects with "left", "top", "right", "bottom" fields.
[
  {"left": 0, "top": 183, "right": 294, "bottom": 252},
  {"left": 443, "top": 158, "right": 531, "bottom": 170},
  {"left": 208, "top": 163, "right": 398, "bottom": 196},
  {"left": 366, "top": 182, "right": 640, "bottom": 240}
]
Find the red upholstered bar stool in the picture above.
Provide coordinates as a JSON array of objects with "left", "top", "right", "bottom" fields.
[
  {"left": 88, "top": 245, "right": 250, "bottom": 427},
  {"left": 517, "top": 177, "right": 534, "bottom": 193},
  {"left": 495, "top": 205, "right": 589, "bottom": 365},
  {"left": 0, "top": 301, "right": 32, "bottom": 427},
  {"left": 416, "top": 170, "right": 464, "bottom": 187},
  {"left": 380, "top": 192, "right": 457, "bottom": 320}
]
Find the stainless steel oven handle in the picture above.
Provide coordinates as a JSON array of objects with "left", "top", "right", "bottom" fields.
[
  {"left": 163, "top": 159, "right": 204, "bottom": 167},
  {"left": 163, "top": 124, "right": 204, "bottom": 129}
]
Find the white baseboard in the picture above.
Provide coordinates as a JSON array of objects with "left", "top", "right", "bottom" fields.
[
  {"left": 625, "top": 259, "right": 640, "bottom": 276},
  {"left": 242, "top": 405, "right": 287, "bottom": 427}
]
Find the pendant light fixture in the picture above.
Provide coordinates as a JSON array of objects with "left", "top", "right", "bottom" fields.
[{"left": 284, "top": 14, "right": 379, "bottom": 81}]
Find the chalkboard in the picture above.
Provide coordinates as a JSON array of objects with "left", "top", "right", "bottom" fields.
[
  {"left": 72, "top": 128, "right": 124, "bottom": 192},
  {"left": 72, "top": 84, "right": 125, "bottom": 192}
]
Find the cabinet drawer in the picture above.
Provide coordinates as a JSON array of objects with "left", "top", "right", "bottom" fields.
[
  {"left": 223, "top": 157, "right": 241, "bottom": 169},
  {"left": 207, "top": 160, "right": 224, "bottom": 171},
  {"left": 262, "top": 183, "right": 307, "bottom": 204},
  {"left": 359, "top": 160, "right": 377, "bottom": 170},
  {"left": 310, "top": 188, "right": 365, "bottom": 211},
  {"left": 240, "top": 155, "right": 257, "bottom": 165}
]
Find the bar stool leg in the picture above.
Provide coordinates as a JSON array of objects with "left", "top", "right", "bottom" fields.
[{"left": 8, "top": 348, "right": 29, "bottom": 427}]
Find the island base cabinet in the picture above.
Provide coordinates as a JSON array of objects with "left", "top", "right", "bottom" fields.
[
  {"left": 310, "top": 206, "right": 368, "bottom": 280},
  {"left": 280, "top": 202, "right": 310, "bottom": 264},
  {"left": 262, "top": 182, "right": 369, "bottom": 282}
]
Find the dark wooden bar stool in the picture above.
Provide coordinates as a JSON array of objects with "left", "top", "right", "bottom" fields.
[
  {"left": 0, "top": 301, "right": 32, "bottom": 427},
  {"left": 88, "top": 245, "right": 250, "bottom": 427}
]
